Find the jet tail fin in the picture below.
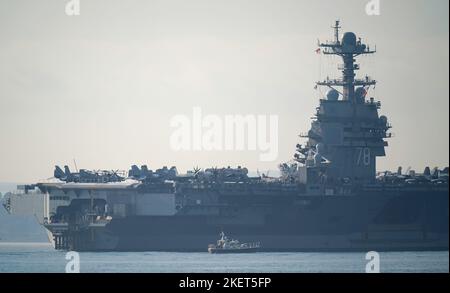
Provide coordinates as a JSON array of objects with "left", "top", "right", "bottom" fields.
[
  {"left": 54, "top": 166, "right": 65, "bottom": 179},
  {"left": 64, "top": 165, "right": 71, "bottom": 176}
]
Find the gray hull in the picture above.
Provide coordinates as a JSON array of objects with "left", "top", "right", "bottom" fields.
[{"left": 72, "top": 190, "right": 449, "bottom": 252}]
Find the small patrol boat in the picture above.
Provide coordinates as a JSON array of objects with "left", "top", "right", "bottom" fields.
[{"left": 208, "top": 232, "right": 261, "bottom": 254}]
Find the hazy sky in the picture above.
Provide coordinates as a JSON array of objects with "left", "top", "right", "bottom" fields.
[{"left": 0, "top": 0, "right": 448, "bottom": 182}]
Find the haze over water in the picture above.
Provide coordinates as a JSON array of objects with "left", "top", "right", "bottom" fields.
[{"left": 0, "top": 243, "right": 448, "bottom": 273}]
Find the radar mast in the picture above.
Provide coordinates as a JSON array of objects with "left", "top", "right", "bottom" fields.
[{"left": 316, "top": 20, "right": 376, "bottom": 102}]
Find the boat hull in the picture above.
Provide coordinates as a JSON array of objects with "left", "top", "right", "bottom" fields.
[{"left": 208, "top": 247, "right": 260, "bottom": 254}]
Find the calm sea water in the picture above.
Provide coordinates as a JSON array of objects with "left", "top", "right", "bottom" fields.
[{"left": 0, "top": 243, "right": 448, "bottom": 273}]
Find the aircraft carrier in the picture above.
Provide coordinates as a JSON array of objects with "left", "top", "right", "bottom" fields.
[{"left": 12, "top": 22, "right": 448, "bottom": 251}]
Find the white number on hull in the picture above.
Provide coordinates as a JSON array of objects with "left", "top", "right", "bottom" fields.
[{"left": 357, "top": 147, "right": 371, "bottom": 166}]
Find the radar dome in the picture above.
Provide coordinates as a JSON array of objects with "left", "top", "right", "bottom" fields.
[
  {"left": 342, "top": 32, "right": 357, "bottom": 47},
  {"left": 326, "top": 89, "right": 339, "bottom": 101}
]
